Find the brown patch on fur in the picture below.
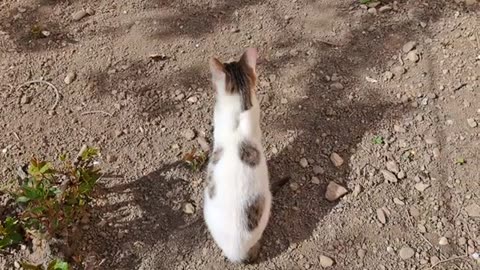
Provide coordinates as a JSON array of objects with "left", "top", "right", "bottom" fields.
[
  {"left": 206, "top": 173, "right": 216, "bottom": 199},
  {"left": 245, "top": 195, "right": 265, "bottom": 231},
  {"left": 239, "top": 141, "right": 260, "bottom": 167},
  {"left": 211, "top": 147, "right": 223, "bottom": 164},
  {"left": 224, "top": 61, "right": 256, "bottom": 111}
]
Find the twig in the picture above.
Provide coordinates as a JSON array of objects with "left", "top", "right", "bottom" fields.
[
  {"left": 427, "top": 255, "right": 468, "bottom": 269},
  {"left": 16, "top": 80, "right": 60, "bottom": 111},
  {"left": 12, "top": 132, "right": 20, "bottom": 140},
  {"left": 81, "top": 110, "right": 113, "bottom": 117}
]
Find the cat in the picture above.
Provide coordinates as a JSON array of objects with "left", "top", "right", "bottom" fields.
[{"left": 203, "top": 48, "right": 272, "bottom": 263}]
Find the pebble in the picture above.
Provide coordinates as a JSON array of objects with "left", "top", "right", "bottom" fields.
[
  {"left": 290, "top": 182, "right": 299, "bottom": 191},
  {"left": 467, "top": 118, "right": 478, "bottom": 128},
  {"left": 383, "top": 71, "right": 394, "bottom": 81},
  {"left": 357, "top": 248, "right": 367, "bottom": 258},
  {"left": 14, "top": 261, "right": 20, "bottom": 269},
  {"left": 465, "top": 203, "right": 480, "bottom": 217},
  {"left": 325, "top": 181, "right": 348, "bottom": 202},
  {"left": 391, "top": 66, "right": 406, "bottom": 77},
  {"left": 196, "top": 137, "right": 210, "bottom": 152},
  {"left": 183, "top": 203, "right": 195, "bottom": 214},
  {"left": 386, "top": 160, "right": 399, "bottom": 173},
  {"left": 379, "top": 5, "right": 392, "bottom": 13},
  {"left": 330, "top": 82, "right": 344, "bottom": 90},
  {"left": 313, "top": 165, "right": 325, "bottom": 175},
  {"left": 399, "top": 246, "right": 415, "bottom": 260},
  {"left": 409, "top": 206, "right": 420, "bottom": 217},
  {"left": 424, "top": 136, "right": 437, "bottom": 145},
  {"left": 311, "top": 176, "right": 320, "bottom": 185},
  {"left": 330, "top": 152, "right": 344, "bottom": 167},
  {"left": 367, "top": 8, "right": 377, "bottom": 15},
  {"left": 393, "top": 198, "right": 405, "bottom": 205},
  {"left": 281, "top": 98, "right": 288, "bottom": 104},
  {"left": 72, "top": 10, "right": 88, "bottom": 21},
  {"left": 182, "top": 129, "right": 196, "bottom": 140},
  {"left": 406, "top": 50, "right": 419, "bottom": 62},
  {"left": 438, "top": 237, "right": 448, "bottom": 246},
  {"left": 64, "top": 71, "right": 76, "bottom": 84},
  {"left": 394, "top": 124, "right": 406, "bottom": 133},
  {"left": 352, "top": 184, "right": 362, "bottom": 197},
  {"left": 430, "top": 256, "right": 440, "bottom": 265},
  {"left": 458, "top": 237, "right": 466, "bottom": 246},
  {"left": 402, "top": 41, "right": 417, "bottom": 53},
  {"left": 381, "top": 169, "right": 398, "bottom": 183},
  {"left": 187, "top": 96, "right": 198, "bottom": 103},
  {"left": 414, "top": 182, "right": 430, "bottom": 192},
  {"left": 319, "top": 255, "right": 334, "bottom": 267},
  {"left": 376, "top": 208, "right": 387, "bottom": 224},
  {"left": 397, "top": 170, "right": 406, "bottom": 179},
  {"left": 20, "top": 95, "right": 32, "bottom": 104},
  {"left": 299, "top": 158, "right": 309, "bottom": 168}
]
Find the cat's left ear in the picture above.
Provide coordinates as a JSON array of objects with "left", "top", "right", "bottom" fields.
[{"left": 239, "top": 48, "right": 258, "bottom": 72}]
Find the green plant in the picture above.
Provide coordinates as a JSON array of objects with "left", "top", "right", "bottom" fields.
[
  {"left": 13, "top": 146, "right": 101, "bottom": 237},
  {"left": 0, "top": 217, "right": 23, "bottom": 249},
  {"left": 22, "top": 259, "right": 69, "bottom": 270},
  {"left": 359, "top": 0, "right": 373, "bottom": 4},
  {"left": 182, "top": 148, "right": 208, "bottom": 171},
  {"left": 373, "top": 136, "right": 385, "bottom": 145}
]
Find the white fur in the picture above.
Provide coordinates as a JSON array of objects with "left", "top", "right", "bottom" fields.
[{"left": 203, "top": 64, "right": 272, "bottom": 263}]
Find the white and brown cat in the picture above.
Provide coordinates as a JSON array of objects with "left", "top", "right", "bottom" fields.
[{"left": 203, "top": 48, "right": 272, "bottom": 263}]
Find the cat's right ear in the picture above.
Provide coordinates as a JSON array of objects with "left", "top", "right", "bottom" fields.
[{"left": 209, "top": 57, "right": 225, "bottom": 82}]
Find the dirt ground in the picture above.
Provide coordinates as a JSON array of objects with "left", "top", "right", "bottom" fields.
[{"left": 1, "top": 0, "right": 479, "bottom": 269}]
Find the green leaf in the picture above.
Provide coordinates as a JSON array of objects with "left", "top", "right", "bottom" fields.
[
  {"left": 373, "top": 136, "right": 384, "bottom": 145},
  {"left": 21, "top": 262, "right": 44, "bottom": 270},
  {"left": 455, "top": 158, "right": 466, "bottom": 165},
  {"left": 47, "top": 259, "right": 69, "bottom": 270},
  {"left": 39, "top": 162, "right": 53, "bottom": 174},
  {"left": 360, "top": 0, "right": 372, "bottom": 4},
  {"left": 16, "top": 196, "right": 30, "bottom": 203}
]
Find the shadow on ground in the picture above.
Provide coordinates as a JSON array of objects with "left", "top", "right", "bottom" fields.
[{"left": 70, "top": 0, "right": 460, "bottom": 268}]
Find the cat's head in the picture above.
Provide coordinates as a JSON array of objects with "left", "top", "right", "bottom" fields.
[{"left": 209, "top": 48, "right": 258, "bottom": 111}]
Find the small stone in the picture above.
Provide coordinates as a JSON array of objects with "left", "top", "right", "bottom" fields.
[
  {"left": 430, "top": 256, "right": 440, "bottom": 265},
  {"left": 393, "top": 198, "right": 405, "bottom": 205},
  {"left": 182, "top": 129, "right": 196, "bottom": 140},
  {"left": 85, "top": 7, "right": 95, "bottom": 15},
  {"left": 376, "top": 208, "right": 387, "bottom": 224},
  {"left": 399, "top": 246, "right": 415, "bottom": 260},
  {"left": 41, "top": 30, "right": 51, "bottom": 37},
  {"left": 383, "top": 71, "right": 394, "bottom": 81},
  {"left": 394, "top": 124, "right": 406, "bottom": 133},
  {"left": 311, "top": 176, "right": 320, "bottom": 185},
  {"left": 114, "top": 130, "right": 124, "bottom": 137},
  {"left": 418, "top": 224, "right": 427, "bottom": 233},
  {"left": 281, "top": 98, "right": 288, "bottom": 104},
  {"left": 313, "top": 165, "right": 325, "bottom": 175},
  {"left": 409, "top": 206, "right": 420, "bottom": 217},
  {"left": 414, "top": 182, "right": 430, "bottom": 192},
  {"left": 386, "top": 160, "right": 399, "bottom": 173},
  {"left": 352, "top": 184, "right": 362, "bottom": 197},
  {"left": 325, "top": 181, "right": 348, "bottom": 202},
  {"left": 330, "top": 152, "right": 344, "bottom": 167},
  {"left": 196, "top": 137, "right": 210, "bottom": 152},
  {"left": 381, "top": 169, "right": 398, "bottom": 183},
  {"left": 402, "top": 41, "right": 417, "bottom": 53},
  {"left": 406, "top": 51, "right": 419, "bottom": 62},
  {"left": 72, "top": 10, "right": 88, "bottom": 21},
  {"left": 357, "top": 248, "right": 367, "bottom": 258},
  {"left": 187, "top": 96, "right": 198, "bottom": 103},
  {"left": 391, "top": 66, "right": 406, "bottom": 77},
  {"left": 290, "top": 182, "right": 299, "bottom": 191},
  {"left": 183, "top": 203, "right": 195, "bottom": 214},
  {"left": 467, "top": 118, "right": 478, "bottom": 128},
  {"left": 465, "top": 203, "right": 480, "bottom": 217},
  {"left": 319, "top": 255, "right": 334, "bottom": 267},
  {"left": 424, "top": 136, "right": 437, "bottom": 145},
  {"left": 397, "top": 170, "right": 406, "bottom": 179},
  {"left": 20, "top": 95, "right": 32, "bottom": 104},
  {"left": 438, "top": 237, "right": 448, "bottom": 246},
  {"left": 458, "top": 237, "right": 467, "bottom": 246},
  {"left": 14, "top": 261, "right": 20, "bottom": 269},
  {"left": 330, "top": 82, "right": 344, "bottom": 90},
  {"left": 64, "top": 71, "right": 76, "bottom": 84},
  {"left": 299, "top": 158, "right": 309, "bottom": 168},
  {"left": 379, "top": 5, "right": 392, "bottom": 12},
  {"left": 367, "top": 8, "right": 377, "bottom": 15}
]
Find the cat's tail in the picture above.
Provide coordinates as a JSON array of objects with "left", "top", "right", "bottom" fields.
[{"left": 270, "top": 176, "right": 291, "bottom": 195}]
